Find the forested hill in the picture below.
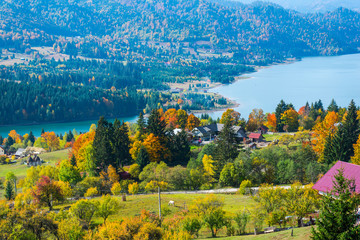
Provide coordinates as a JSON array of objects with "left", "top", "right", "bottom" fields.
[{"left": 1, "top": 0, "right": 360, "bottom": 63}]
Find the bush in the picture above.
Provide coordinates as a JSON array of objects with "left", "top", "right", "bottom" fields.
[
  {"left": 128, "top": 182, "right": 139, "bottom": 195},
  {"left": 234, "top": 210, "right": 250, "bottom": 235},
  {"left": 111, "top": 182, "right": 122, "bottom": 196},
  {"left": 84, "top": 187, "right": 98, "bottom": 198},
  {"left": 182, "top": 216, "right": 202, "bottom": 237},
  {"left": 238, "top": 180, "right": 252, "bottom": 195}
]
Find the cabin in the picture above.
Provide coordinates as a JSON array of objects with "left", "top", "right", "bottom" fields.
[
  {"left": 248, "top": 132, "right": 264, "bottom": 142},
  {"left": 192, "top": 123, "right": 246, "bottom": 142},
  {"left": 0, "top": 146, "right": 4, "bottom": 155},
  {"left": 15, "top": 148, "right": 26, "bottom": 158},
  {"left": 26, "top": 155, "right": 42, "bottom": 167},
  {"left": 313, "top": 161, "right": 360, "bottom": 195},
  {"left": 258, "top": 125, "right": 269, "bottom": 134}
]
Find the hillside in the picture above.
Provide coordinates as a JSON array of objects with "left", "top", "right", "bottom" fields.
[{"left": 1, "top": 0, "right": 360, "bottom": 64}]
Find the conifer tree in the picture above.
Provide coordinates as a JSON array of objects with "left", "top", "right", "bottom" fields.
[
  {"left": 113, "top": 119, "right": 131, "bottom": 167},
  {"left": 324, "top": 100, "right": 359, "bottom": 163},
  {"left": 4, "top": 181, "right": 14, "bottom": 200},
  {"left": 214, "top": 115, "right": 238, "bottom": 171},
  {"left": 275, "top": 100, "right": 293, "bottom": 132},
  {"left": 93, "top": 117, "right": 115, "bottom": 171},
  {"left": 311, "top": 169, "right": 360, "bottom": 239},
  {"left": 70, "top": 154, "right": 77, "bottom": 166},
  {"left": 168, "top": 130, "right": 190, "bottom": 166},
  {"left": 147, "top": 109, "right": 166, "bottom": 138},
  {"left": 327, "top": 99, "right": 339, "bottom": 112},
  {"left": 41, "top": 128, "right": 45, "bottom": 135},
  {"left": 136, "top": 145, "right": 150, "bottom": 170},
  {"left": 28, "top": 131, "right": 35, "bottom": 144},
  {"left": 137, "top": 112, "right": 146, "bottom": 137}
]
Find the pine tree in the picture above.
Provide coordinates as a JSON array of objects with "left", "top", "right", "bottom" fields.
[
  {"left": 4, "top": 181, "right": 14, "bottom": 200},
  {"left": 327, "top": 99, "right": 339, "bottom": 112},
  {"left": 41, "top": 128, "right": 45, "bottom": 135},
  {"left": 93, "top": 117, "right": 115, "bottom": 171},
  {"left": 275, "top": 100, "right": 293, "bottom": 132},
  {"left": 324, "top": 100, "right": 359, "bottom": 163},
  {"left": 147, "top": 109, "right": 166, "bottom": 138},
  {"left": 168, "top": 130, "right": 190, "bottom": 166},
  {"left": 70, "top": 154, "right": 77, "bottom": 166},
  {"left": 214, "top": 115, "right": 238, "bottom": 171},
  {"left": 66, "top": 130, "right": 74, "bottom": 142},
  {"left": 28, "top": 131, "right": 35, "bottom": 144},
  {"left": 113, "top": 119, "right": 131, "bottom": 167},
  {"left": 137, "top": 112, "right": 146, "bottom": 137},
  {"left": 136, "top": 145, "right": 150, "bottom": 170},
  {"left": 311, "top": 169, "right": 360, "bottom": 239}
]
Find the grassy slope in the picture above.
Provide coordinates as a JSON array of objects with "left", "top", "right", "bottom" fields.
[
  {"left": 0, "top": 149, "right": 69, "bottom": 179},
  {"left": 215, "top": 226, "right": 313, "bottom": 240}
]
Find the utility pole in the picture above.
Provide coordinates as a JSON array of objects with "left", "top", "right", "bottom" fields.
[{"left": 158, "top": 186, "right": 162, "bottom": 226}]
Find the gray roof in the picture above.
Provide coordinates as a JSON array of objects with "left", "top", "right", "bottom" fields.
[
  {"left": 15, "top": 148, "right": 26, "bottom": 156},
  {"left": 193, "top": 123, "right": 246, "bottom": 137}
]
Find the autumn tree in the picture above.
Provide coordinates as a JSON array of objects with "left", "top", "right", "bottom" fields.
[
  {"left": 220, "top": 109, "right": 240, "bottom": 126},
  {"left": 265, "top": 113, "right": 277, "bottom": 132},
  {"left": 70, "top": 199, "right": 98, "bottom": 227},
  {"left": 280, "top": 108, "right": 299, "bottom": 132},
  {"left": 32, "top": 176, "right": 64, "bottom": 210},
  {"left": 246, "top": 108, "right": 265, "bottom": 132},
  {"left": 275, "top": 100, "right": 294, "bottom": 132},
  {"left": 42, "top": 132, "right": 60, "bottom": 151},
  {"left": 177, "top": 109, "right": 188, "bottom": 129},
  {"left": 58, "top": 160, "right": 82, "bottom": 185},
  {"left": 186, "top": 114, "right": 200, "bottom": 131},
  {"left": 312, "top": 111, "right": 339, "bottom": 159},
  {"left": 143, "top": 133, "right": 171, "bottom": 163},
  {"left": 164, "top": 108, "right": 178, "bottom": 129}
]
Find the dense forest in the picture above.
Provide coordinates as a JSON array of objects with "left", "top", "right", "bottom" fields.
[{"left": 1, "top": 0, "right": 360, "bottom": 63}]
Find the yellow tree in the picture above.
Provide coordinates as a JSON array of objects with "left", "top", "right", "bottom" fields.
[
  {"left": 220, "top": 109, "right": 240, "bottom": 125},
  {"left": 202, "top": 154, "right": 216, "bottom": 177},
  {"left": 280, "top": 108, "right": 299, "bottom": 132},
  {"left": 129, "top": 140, "right": 144, "bottom": 161},
  {"left": 177, "top": 109, "right": 188, "bottom": 129},
  {"left": 42, "top": 132, "right": 60, "bottom": 152},
  {"left": 164, "top": 108, "right": 178, "bottom": 129},
  {"left": 246, "top": 108, "right": 265, "bottom": 131},
  {"left": 8, "top": 130, "right": 22, "bottom": 143},
  {"left": 143, "top": 133, "right": 170, "bottom": 162},
  {"left": 312, "top": 111, "right": 339, "bottom": 158},
  {"left": 351, "top": 135, "right": 360, "bottom": 165},
  {"left": 186, "top": 114, "right": 200, "bottom": 130}
]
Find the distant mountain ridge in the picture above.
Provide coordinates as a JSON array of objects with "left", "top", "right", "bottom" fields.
[{"left": 1, "top": 0, "right": 360, "bottom": 63}]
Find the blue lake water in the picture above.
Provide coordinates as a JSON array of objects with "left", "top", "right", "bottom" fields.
[
  {"left": 208, "top": 53, "right": 360, "bottom": 119},
  {"left": 1, "top": 53, "right": 359, "bottom": 136}
]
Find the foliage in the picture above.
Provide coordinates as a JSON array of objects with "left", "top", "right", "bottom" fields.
[
  {"left": 70, "top": 199, "right": 98, "bottom": 227},
  {"left": 111, "top": 182, "right": 122, "bottom": 196},
  {"left": 234, "top": 210, "right": 250, "bottom": 235},
  {"left": 32, "top": 176, "right": 64, "bottom": 210},
  {"left": 84, "top": 187, "right": 98, "bottom": 198},
  {"left": 182, "top": 216, "right": 202, "bottom": 238},
  {"left": 128, "top": 182, "right": 140, "bottom": 195},
  {"left": 58, "top": 160, "right": 82, "bottom": 186},
  {"left": 238, "top": 180, "right": 252, "bottom": 195},
  {"left": 96, "top": 195, "right": 120, "bottom": 223},
  {"left": 4, "top": 180, "right": 14, "bottom": 200},
  {"left": 220, "top": 109, "right": 241, "bottom": 126},
  {"left": 312, "top": 169, "right": 360, "bottom": 239}
]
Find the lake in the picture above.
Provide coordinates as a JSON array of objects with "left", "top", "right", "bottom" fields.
[
  {"left": 208, "top": 53, "right": 360, "bottom": 119},
  {"left": 1, "top": 53, "right": 359, "bottom": 136}
]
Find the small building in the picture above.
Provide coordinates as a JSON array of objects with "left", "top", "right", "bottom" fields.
[
  {"left": 313, "top": 161, "right": 360, "bottom": 195},
  {"left": 0, "top": 146, "right": 4, "bottom": 155},
  {"left": 27, "top": 155, "right": 42, "bottom": 167},
  {"left": 192, "top": 123, "right": 246, "bottom": 142},
  {"left": 15, "top": 148, "right": 26, "bottom": 158},
  {"left": 248, "top": 132, "right": 264, "bottom": 142},
  {"left": 258, "top": 125, "right": 269, "bottom": 134}
]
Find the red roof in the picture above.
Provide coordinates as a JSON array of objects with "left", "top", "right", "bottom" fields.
[
  {"left": 249, "top": 133, "right": 262, "bottom": 139},
  {"left": 312, "top": 161, "right": 360, "bottom": 194}
]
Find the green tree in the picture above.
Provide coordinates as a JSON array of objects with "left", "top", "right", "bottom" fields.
[
  {"left": 58, "top": 160, "right": 82, "bottom": 186},
  {"left": 324, "top": 100, "right": 360, "bottom": 163},
  {"left": 311, "top": 169, "right": 360, "bottom": 239},
  {"left": 96, "top": 195, "right": 120, "bottom": 223},
  {"left": 275, "top": 100, "right": 294, "bottom": 132},
  {"left": 147, "top": 109, "right": 166, "bottom": 138},
  {"left": 137, "top": 112, "right": 147, "bottom": 138},
  {"left": 70, "top": 199, "right": 98, "bottom": 227},
  {"left": 4, "top": 181, "right": 14, "bottom": 200},
  {"left": 136, "top": 145, "right": 150, "bottom": 170},
  {"left": 234, "top": 210, "right": 250, "bottom": 235},
  {"left": 93, "top": 117, "right": 115, "bottom": 171},
  {"left": 113, "top": 119, "right": 131, "bottom": 167}
]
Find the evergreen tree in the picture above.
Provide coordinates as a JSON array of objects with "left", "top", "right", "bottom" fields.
[
  {"left": 0, "top": 136, "right": 3, "bottom": 146},
  {"left": 136, "top": 145, "right": 150, "bottom": 170},
  {"left": 41, "top": 128, "right": 45, "bottom": 135},
  {"left": 113, "top": 119, "right": 132, "bottom": 167},
  {"left": 168, "top": 130, "right": 190, "bottom": 166},
  {"left": 324, "top": 100, "right": 359, "bottom": 163},
  {"left": 4, "top": 181, "right": 14, "bottom": 200},
  {"left": 70, "top": 154, "right": 77, "bottom": 166},
  {"left": 93, "top": 117, "right": 115, "bottom": 171},
  {"left": 214, "top": 115, "right": 238, "bottom": 171},
  {"left": 327, "top": 99, "right": 339, "bottom": 112},
  {"left": 275, "top": 100, "right": 293, "bottom": 132},
  {"left": 59, "top": 133, "right": 63, "bottom": 140},
  {"left": 28, "top": 131, "right": 35, "bottom": 144},
  {"left": 147, "top": 109, "right": 166, "bottom": 138},
  {"left": 66, "top": 130, "right": 74, "bottom": 142},
  {"left": 137, "top": 112, "right": 146, "bottom": 137},
  {"left": 5, "top": 136, "right": 14, "bottom": 151},
  {"left": 311, "top": 169, "right": 360, "bottom": 239}
]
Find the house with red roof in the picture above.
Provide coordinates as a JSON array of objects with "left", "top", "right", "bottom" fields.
[
  {"left": 312, "top": 161, "right": 360, "bottom": 195},
  {"left": 248, "top": 132, "right": 264, "bottom": 142}
]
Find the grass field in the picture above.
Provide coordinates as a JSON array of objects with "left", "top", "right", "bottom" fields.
[{"left": 0, "top": 149, "right": 69, "bottom": 179}]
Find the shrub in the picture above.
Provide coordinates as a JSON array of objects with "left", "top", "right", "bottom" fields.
[
  {"left": 182, "top": 216, "right": 202, "bottom": 237},
  {"left": 128, "top": 182, "right": 139, "bottom": 195},
  {"left": 238, "top": 180, "right": 252, "bottom": 195},
  {"left": 111, "top": 182, "right": 122, "bottom": 196},
  {"left": 84, "top": 187, "right": 98, "bottom": 198}
]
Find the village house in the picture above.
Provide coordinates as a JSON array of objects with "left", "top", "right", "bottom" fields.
[
  {"left": 258, "top": 125, "right": 269, "bottom": 134},
  {"left": 0, "top": 146, "right": 4, "bottom": 155},
  {"left": 313, "top": 161, "right": 360, "bottom": 195},
  {"left": 192, "top": 123, "right": 247, "bottom": 142},
  {"left": 26, "top": 155, "right": 42, "bottom": 167},
  {"left": 15, "top": 148, "right": 26, "bottom": 159},
  {"left": 248, "top": 132, "right": 264, "bottom": 143}
]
